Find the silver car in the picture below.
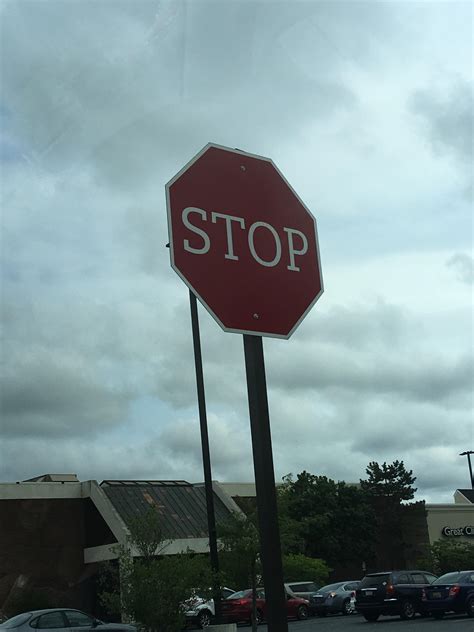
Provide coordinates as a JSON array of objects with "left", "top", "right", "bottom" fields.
[
  {"left": 312, "top": 581, "right": 360, "bottom": 616},
  {"left": 0, "top": 610, "right": 136, "bottom": 632}
]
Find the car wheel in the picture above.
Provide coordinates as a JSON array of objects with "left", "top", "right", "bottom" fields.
[
  {"left": 342, "top": 599, "right": 352, "bottom": 616},
  {"left": 466, "top": 597, "right": 474, "bottom": 617},
  {"left": 296, "top": 605, "right": 309, "bottom": 620},
  {"left": 432, "top": 611, "right": 445, "bottom": 619},
  {"left": 400, "top": 599, "right": 416, "bottom": 620},
  {"left": 198, "top": 610, "right": 212, "bottom": 628},
  {"left": 363, "top": 612, "right": 380, "bottom": 622}
]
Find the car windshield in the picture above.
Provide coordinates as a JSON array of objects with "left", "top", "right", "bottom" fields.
[
  {"left": 359, "top": 575, "right": 390, "bottom": 588},
  {"left": 228, "top": 590, "right": 251, "bottom": 599},
  {"left": 433, "top": 572, "right": 464, "bottom": 584},
  {"left": 318, "top": 583, "right": 344, "bottom": 592},
  {"left": 0, "top": 614, "right": 32, "bottom": 628}
]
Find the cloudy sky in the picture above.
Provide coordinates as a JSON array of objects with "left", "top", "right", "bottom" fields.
[{"left": 1, "top": 0, "right": 472, "bottom": 503}]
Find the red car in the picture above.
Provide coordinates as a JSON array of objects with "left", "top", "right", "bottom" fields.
[{"left": 220, "top": 588, "right": 310, "bottom": 624}]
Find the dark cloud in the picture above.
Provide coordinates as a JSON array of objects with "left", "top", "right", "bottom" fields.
[
  {"left": 411, "top": 79, "right": 473, "bottom": 163},
  {"left": 0, "top": 0, "right": 364, "bottom": 190},
  {"left": 447, "top": 253, "right": 474, "bottom": 285},
  {"left": 1, "top": 357, "right": 129, "bottom": 438}
]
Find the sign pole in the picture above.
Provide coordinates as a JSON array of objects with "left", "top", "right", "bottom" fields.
[
  {"left": 243, "top": 334, "right": 288, "bottom": 632},
  {"left": 189, "top": 290, "right": 221, "bottom": 623}
]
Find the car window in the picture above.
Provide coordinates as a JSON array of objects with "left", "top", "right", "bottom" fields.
[
  {"left": 344, "top": 582, "right": 359, "bottom": 591},
  {"left": 424, "top": 573, "right": 438, "bottom": 584},
  {"left": 228, "top": 590, "right": 251, "bottom": 600},
  {"left": 221, "top": 589, "right": 235, "bottom": 599},
  {"left": 64, "top": 612, "right": 93, "bottom": 628},
  {"left": 358, "top": 575, "right": 390, "bottom": 589},
  {"left": 317, "top": 582, "right": 343, "bottom": 592},
  {"left": 411, "top": 573, "right": 426, "bottom": 584},
  {"left": 1, "top": 614, "right": 32, "bottom": 629},
  {"left": 34, "top": 613, "right": 66, "bottom": 630},
  {"left": 395, "top": 573, "right": 411, "bottom": 584},
  {"left": 461, "top": 573, "right": 474, "bottom": 584},
  {"left": 433, "top": 572, "right": 463, "bottom": 584},
  {"left": 288, "top": 583, "right": 306, "bottom": 592}
]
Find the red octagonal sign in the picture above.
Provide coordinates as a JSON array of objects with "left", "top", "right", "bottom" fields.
[{"left": 166, "top": 143, "right": 323, "bottom": 339}]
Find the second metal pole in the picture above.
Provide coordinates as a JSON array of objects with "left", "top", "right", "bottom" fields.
[
  {"left": 189, "top": 290, "right": 221, "bottom": 623},
  {"left": 468, "top": 453, "right": 474, "bottom": 489},
  {"left": 243, "top": 334, "right": 288, "bottom": 632}
]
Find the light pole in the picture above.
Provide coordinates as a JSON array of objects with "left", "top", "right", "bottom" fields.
[{"left": 459, "top": 451, "right": 474, "bottom": 489}]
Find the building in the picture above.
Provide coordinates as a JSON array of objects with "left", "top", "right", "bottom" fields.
[
  {"left": 0, "top": 474, "right": 241, "bottom": 618},
  {"left": 426, "top": 488, "right": 474, "bottom": 544}
]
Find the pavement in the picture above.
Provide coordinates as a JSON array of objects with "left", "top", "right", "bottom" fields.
[{"left": 237, "top": 613, "right": 474, "bottom": 632}]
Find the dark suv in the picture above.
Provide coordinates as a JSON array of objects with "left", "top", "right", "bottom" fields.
[{"left": 356, "top": 570, "right": 438, "bottom": 621}]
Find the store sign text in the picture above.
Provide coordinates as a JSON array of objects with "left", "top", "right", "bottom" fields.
[{"left": 442, "top": 525, "right": 474, "bottom": 537}]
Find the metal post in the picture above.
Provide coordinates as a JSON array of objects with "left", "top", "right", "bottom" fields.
[
  {"left": 468, "top": 454, "right": 474, "bottom": 489},
  {"left": 460, "top": 451, "right": 474, "bottom": 489},
  {"left": 243, "top": 334, "right": 288, "bottom": 632},
  {"left": 189, "top": 290, "right": 221, "bottom": 622}
]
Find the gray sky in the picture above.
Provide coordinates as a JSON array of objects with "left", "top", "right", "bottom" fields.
[{"left": 1, "top": 0, "right": 472, "bottom": 502}]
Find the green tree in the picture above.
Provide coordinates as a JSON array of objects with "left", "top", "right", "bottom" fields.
[
  {"left": 417, "top": 539, "right": 474, "bottom": 575},
  {"left": 282, "top": 554, "right": 330, "bottom": 585},
  {"left": 360, "top": 460, "right": 417, "bottom": 502},
  {"left": 277, "top": 472, "right": 376, "bottom": 569},
  {"left": 360, "top": 460, "right": 417, "bottom": 568},
  {"left": 218, "top": 512, "right": 260, "bottom": 632},
  {"left": 100, "top": 508, "right": 214, "bottom": 632}
]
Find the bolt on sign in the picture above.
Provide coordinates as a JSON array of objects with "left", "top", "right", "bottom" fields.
[{"left": 166, "top": 143, "right": 323, "bottom": 338}]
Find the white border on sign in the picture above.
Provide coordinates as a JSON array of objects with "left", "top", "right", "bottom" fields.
[{"left": 165, "top": 142, "right": 324, "bottom": 340}]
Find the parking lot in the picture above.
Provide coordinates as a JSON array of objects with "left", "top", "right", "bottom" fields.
[{"left": 237, "top": 613, "right": 474, "bottom": 632}]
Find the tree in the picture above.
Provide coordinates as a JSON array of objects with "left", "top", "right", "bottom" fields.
[
  {"left": 282, "top": 554, "right": 330, "bottom": 586},
  {"left": 128, "top": 506, "right": 166, "bottom": 562},
  {"left": 360, "top": 461, "right": 417, "bottom": 502},
  {"left": 277, "top": 472, "right": 376, "bottom": 571},
  {"left": 360, "top": 460, "right": 417, "bottom": 569},
  {"left": 218, "top": 512, "right": 260, "bottom": 632},
  {"left": 417, "top": 539, "right": 474, "bottom": 575},
  {"left": 100, "top": 508, "right": 214, "bottom": 632}
]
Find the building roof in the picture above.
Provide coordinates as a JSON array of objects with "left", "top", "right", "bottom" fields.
[
  {"left": 100, "top": 480, "right": 232, "bottom": 540},
  {"left": 456, "top": 489, "right": 474, "bottom": 503},
  {"left": 23, "top": 473, "right": 79, "bottom": 482}
]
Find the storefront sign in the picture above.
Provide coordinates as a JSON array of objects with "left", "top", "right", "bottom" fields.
[{"left": 442, "top": 525, "right": 474, "bottom": 537}]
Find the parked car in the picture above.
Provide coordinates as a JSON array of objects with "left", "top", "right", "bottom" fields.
[
  {"left": 183, "top": 587, "right": 235, "bottom": 628},
  {"left": 0, "top": 610, "right": 136, "bottom": 632},
  {"left": 311, "top": 581, "right": 359, "bottom": 616},
  {"left": 356, "top": 570, "right": 438, "bottom": 621},
  {"left": 422, "top": 570, "right": 474, "bottom": 618},
  {"left": 284, "top": 581, "right": 320, "bottom": 601},
  {"left": 220, "top": 588, "right": 310, "bottom": 624}
]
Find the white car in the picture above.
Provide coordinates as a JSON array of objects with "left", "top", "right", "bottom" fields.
[{"left": 184, "top": 588, "right": 235, "bottom": 628}]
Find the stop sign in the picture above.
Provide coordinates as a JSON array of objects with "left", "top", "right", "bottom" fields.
[{"left": 166, "top": 143, "right": 323, "bottom": 338}]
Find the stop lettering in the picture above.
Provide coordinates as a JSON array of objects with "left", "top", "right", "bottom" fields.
[{"left": 166, "top": 143, "right": 323, "bottom": 338}]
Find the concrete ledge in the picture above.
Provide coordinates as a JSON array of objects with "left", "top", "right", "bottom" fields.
[
  {"left": 0, "top": 482, "right": 84, "bottom": 499},
  {"left": 207, "top": 625, "right": 237, "bottom": 632}
]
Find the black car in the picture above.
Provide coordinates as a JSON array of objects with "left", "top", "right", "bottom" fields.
[
  {"left": 356, "top": 570, "right": 438, "bottom": 621},
  {"left": 423, "top": 570, "right": 474, "bottom": 618}
]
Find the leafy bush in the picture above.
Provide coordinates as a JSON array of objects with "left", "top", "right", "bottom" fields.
[
  {"left": 417, "top": 539, "right": 474, "bottom": 575},
  {"left": 282, "top": 553, "right": 330, "bottom": 585}
]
